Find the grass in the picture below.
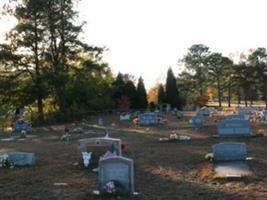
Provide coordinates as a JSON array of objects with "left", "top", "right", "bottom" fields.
[{"left": 0, "top": 114, "right": 267, "bottom": 199}]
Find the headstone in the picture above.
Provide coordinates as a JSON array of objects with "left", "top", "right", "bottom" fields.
[
  {"left": 191, "top": 115, "right": 204, "bottom": 129},
  {"left": 225, "top": 115, "right": 244, "bottom": 120},
  {"left": 217, "top": 119, "right": 251, "bottom": 137},
  {"left": 13, "top": 120, "right": 31, "bottom": 132},
  {"left": 212, "top": 142, "right": 251, "bottom": 177},
  {"left": 264, "top": 111, "right": 267, "bottom": 124},
  {"left": 213, "top": 143, "right": 247, "bottom": 161},
  {"left": 99, "top": 156, "right": 134, "bottom": 194},
  {"left": 139, "top": 112, "right": 157, "bottom": 126},
  {"left": 120, "top": 113, "right": 131, "bottom": 121},
  {"left": 0, "top": 152, "right": 36, "bottom": 166},
  {"left": 98, "top": 117, "right": 104, "bottom": 126},
  {"left": 77, "top": 137, "right": 122, "bottom": 164},
  {"left": 197, "top": 107, "right": 210, "bottom": 117}
]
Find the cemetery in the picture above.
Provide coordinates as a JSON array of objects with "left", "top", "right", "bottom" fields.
[
  {"left": 0, "top": 110, "right": 267, "bottom": 199},
  {"left": 1, "top": 0, "right": 267, "bottom": 199}
]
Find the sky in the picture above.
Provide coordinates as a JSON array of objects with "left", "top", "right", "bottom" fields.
[{"left": 1, "top": 0, "right": 267, "bottom": 89}]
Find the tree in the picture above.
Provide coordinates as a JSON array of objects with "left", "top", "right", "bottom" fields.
[
  {"left": 233, "top": 63, "right": 257, "bottom": 107},
  {"left": 124, "top": 80, "right": 138, "bottom": 109},
  {"left": 1, "top": 0, "right": 113, "bottom": 123},
  {"left": 1, "top": 0, "right": 48, "bottom": 121},
  {"left": 157, "top": 84, "right": 166, "bottom": 105},
  {"left": 165, "top": 67, "right": 182, "bottom": 109},
  {"left": 182, "top": 44, "right": 210, "bottom": 96},
  {"left": 176, "top": 71, "right": 197, "bottom": 107},
  {"left": 136, "top": 77, "right": 148, "bottom": 109},
  {"left": 207, "top": 53, "right": 233, "bottom": 107},
  {"left": 248, "top": 48, "right": 267, "bottom": 107}
]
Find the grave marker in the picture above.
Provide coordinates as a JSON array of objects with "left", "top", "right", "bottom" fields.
[
  {"left": 212, "top": 142, "right": 251, "bottom": 177},
  {"left": 191, "top": 115, "right": 204, "bottom": 129},
  {"left": 213, "top": 142, "right": 247, "bottom": 161},
  {"left": 77, "top": 137, "right": 122, "bottom": 164},
  {"left": 217, "top": 119, "right": 251, "bottom": 137},
  {"left": 139, "top": 112, "right": 157, "bottom": 126},
  {"left": 0, "top": 152, "right": 36, "bottom": 166},
  {"left": 99, "top": 156, "right": 134, "bottom": 194}
]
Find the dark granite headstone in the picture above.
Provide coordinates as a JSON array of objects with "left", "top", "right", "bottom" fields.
[
  {"left": 217, "top": 119, "right": 251, "bottom": 137},
  {"left": 213, "top": 142, "right": 247, "bottom": 161}
]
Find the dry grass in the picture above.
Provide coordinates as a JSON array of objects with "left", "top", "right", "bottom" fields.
[{"left": 0, "top": 114, "right": 267, "bottom": 200}]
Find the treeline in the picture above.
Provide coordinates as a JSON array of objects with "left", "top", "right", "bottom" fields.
[
  {"left": 0, "top": 0, "right": 148, "bottom": 123},
  {"left": 1, "top": 1, "right": 266, "bottom": 125},
  {"left": 177, "top": 44, "right": 267, "bottom": 108}
]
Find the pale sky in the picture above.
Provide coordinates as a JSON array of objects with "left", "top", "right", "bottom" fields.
[{"left": 1, "top": 0, "right": 267, "bottom": 89}]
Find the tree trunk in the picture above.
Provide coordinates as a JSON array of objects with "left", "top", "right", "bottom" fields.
[
  {"left": 34, "top": 14, "right": 44, "bottom": 122},
  {"left": 217, "top": 77, "right": 222, "bottom": 107},
  {"left": 244, "top": 95, "right": 248, "bottom": 107},
  {"left": 237, "top": 90, "right": 241, "bottom": 104},
  {"left": 37, "top": 98, "right": 44, "bottom": 121},
  {"left": 228, "top": 86, "right": 231, "bottom": 107}
]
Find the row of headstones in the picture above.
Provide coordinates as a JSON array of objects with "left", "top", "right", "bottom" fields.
[{"left": 77, "top": 137, "right": 134, "bottom": 194}]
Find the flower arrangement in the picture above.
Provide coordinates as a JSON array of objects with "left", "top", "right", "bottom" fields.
[
  {"left": 0, "top": 154, "right": 13, "bottom": 168},
  {"left": 105, "top": 181, "right": 116, "bottom": 194},
  {"left": 169, "top": 133, "right": 178, "bottom": 141},
  {"left": 102, "top": 180, "right": 127, "bottom": 197}
]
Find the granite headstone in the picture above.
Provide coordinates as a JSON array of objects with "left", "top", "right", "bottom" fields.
[{"left": 99, "top": 156, "right": 134, "bottom": 194}]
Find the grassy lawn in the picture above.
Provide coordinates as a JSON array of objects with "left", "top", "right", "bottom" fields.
[{"left": 0, "top": 114, "right": 267, "bottom": 200}]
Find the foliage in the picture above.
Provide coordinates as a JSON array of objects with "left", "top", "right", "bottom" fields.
[
  {"left": 0, "top": 0, "right": 115, "bottom": 123},
  {"left": 165, "top": 67, "right": 182, "bottom": 109},
  {"left": 157, "top": 84, "right": 166, "bottom": 105},
  {"left": 136, "top": 77, "right": 148, "bottom": 109},
  {"left": 112, "top": 73, "right": 147, "bottom": 110}
]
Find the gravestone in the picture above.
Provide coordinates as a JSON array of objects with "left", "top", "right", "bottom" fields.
[
  {"left": 264, "top": 111, "right": 267, "bottom": 124},
  {"left": 13, "top": 120, "right": 32, "bottom": 132},
  {"left": 99, "top": 156, "right": 134, "bottom": 194},
  {"left": 191, "top": 115, "right": 204, "bottom": 129},
  {"left": 217, "top": 119, "right": 251, "bottom": 137},
  {"left": 225, "top": 115, "right": 244, "bottom": 120},
  {"left": 213, "top": 143, "right": 247, "bottom": 161},
  {"left": 212, "top": 142, "right": 251, "bottom": 177},
  {"left": 120, "top": 113, "right": 131, "bottom": 121},
  {"left": 77, "top": 137, "right": 122, "bottom": 164},
  {"left": 0, "top": 152, "right": 36, "bottom": 166},
  {"left": 98, "top": 117, "right": 104, "bottom": 126},
  {"left": 197, "top": 107, "right": 211, "bottom": 117},
  {"left": 139, "top": 112, "right": 157, "bottom": 126}
]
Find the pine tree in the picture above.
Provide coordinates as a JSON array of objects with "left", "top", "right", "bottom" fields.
[
  {"left": 157, "top": 84, "right": 166, "bottom": 105},
  {"left": 136, "top": 77, "right": 148, "bottom": 109},
  {"left": 2, "top": 0, "right": 48, "bottom": 122},
  {"left": 165, "top": 67, "right": 181, "bottom": 109}
]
